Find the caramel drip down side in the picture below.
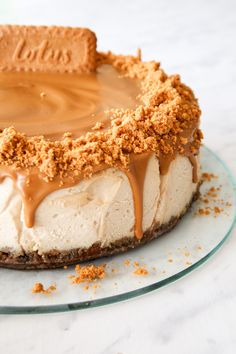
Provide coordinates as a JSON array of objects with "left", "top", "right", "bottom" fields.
[
  {"left": 0, "top": 154, "right": 152, "bottom": 239},
  {"left": 158, "top": 122, "right": 199, "bottom": 183},
  {"left": 186, "top": 154, "right": 198, "bottom": 183},
  {"left": 0, "top": 165, "right": 107, "bottom": 228},
  {"left": 123, "top": 153, "right": 152, "bottom": 240},
  {"left": 159, "top": 153, "right": 176, "bottom": 176},
  {"left": 159, "top": 152, "right": 198, "bottom": 184}
]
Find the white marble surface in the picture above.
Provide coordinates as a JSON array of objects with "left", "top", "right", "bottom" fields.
[{"left": 0, "top": 0, "right": 236, "bottom": 353}]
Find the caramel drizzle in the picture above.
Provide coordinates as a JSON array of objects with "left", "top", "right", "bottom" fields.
[
  {"left": 0, "top": 147, "right": 198, "bottom": 240},
  {"left": 159, "top": 152, "right": 198, "bottom": 184},
  {"left": 0, "top": 155, "right": 151, "bottom": 239},
  {"left": 0, "top": 165, "right": 108, "bottom": 228},
  {"left": 159, "top": 122, "right": 199, "bottom": 184}
]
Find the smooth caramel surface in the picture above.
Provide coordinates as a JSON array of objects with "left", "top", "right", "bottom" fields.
[{"left": 0, "top": 64, "right": 140, "bottom": 138}]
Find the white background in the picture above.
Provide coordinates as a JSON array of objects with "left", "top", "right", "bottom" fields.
[{"left": 0, "top": 0, "right": 235, "bottom": 353}]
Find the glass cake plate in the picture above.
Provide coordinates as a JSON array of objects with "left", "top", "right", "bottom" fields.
[{"left": 0, "top": 146, "right": 235, "bottom": 314}]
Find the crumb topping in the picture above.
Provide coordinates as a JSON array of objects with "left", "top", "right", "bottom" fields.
[{"left": 0, "top": 52, "right": 202, "bottom": 181}]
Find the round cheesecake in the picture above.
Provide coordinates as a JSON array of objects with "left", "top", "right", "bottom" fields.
[{"left": 0, "top": 50, "right": 202, "bottom": 269}]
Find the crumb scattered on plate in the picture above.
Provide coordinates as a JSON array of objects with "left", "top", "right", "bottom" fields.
[
  {"left": 185, "top": 261, "right": 192, "bottom": 266},
  {"left": 32, "top": 282, "right": 56, "bottom": 295},
  {"left": 196, "top": 181, "right": 231, "bottom": 217},
  {"left": 124, "top": 259, "right": 131, "bottom": 266},
  {"left": 70, "top": 264, "right": 106, "bottom": 284},
  {"left": 202, "top": 172, "right": 218, "bottom": 182},
  {"left": 133, "top": 267, "right": 148, "bottom": 276}
]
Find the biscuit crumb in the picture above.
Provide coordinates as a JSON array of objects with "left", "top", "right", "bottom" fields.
[
  {"left": 197, "top": 183, "right": 231, "bottom": 217},
  {"left": 197, "top": 208, "right": 210, "bottom": 216},
  {"left": 40, "top": 92, "right": 46, "bottom": 98},
  {"left": 93, "top": 284, "right": 99, "bottom": 290},
  {"left": 214, "top": 206, "right": 221, "bottom": 214},
  {"left": 207, "top": 187, "right": 217, "bottom": 198},
  {"left": 32, "top": 282, "right": 56, "bottom": 295},
  {"left": 133, "top": 267, "right": 148, "bottom": 276},
  {"left": 70, "top": 264, "right": 106, "bottom": 284},
  {"left": 202, "top": 172, "right": 218, "bottom": 182},
  {"left": 124, "top": 259, "right": 130, "bottom": 266},
  {"left": 91, "top": 122, "right": 104, "bottom": 131}
]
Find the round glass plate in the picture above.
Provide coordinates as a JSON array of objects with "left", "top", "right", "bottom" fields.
[{"left": 0, "top": 146, "right": 235, "bottom": 315}]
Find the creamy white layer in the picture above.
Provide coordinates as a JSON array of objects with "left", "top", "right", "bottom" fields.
[{"left": 0, "top": 154, "right": 199, "bottom": 255}]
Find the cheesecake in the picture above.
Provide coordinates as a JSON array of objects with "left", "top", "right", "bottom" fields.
[{"left": 0, "top": 26, "right": 202, "bottom": 269}]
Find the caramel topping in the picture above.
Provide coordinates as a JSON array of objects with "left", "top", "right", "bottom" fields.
[{"left": 0, "top": 65, "right": 140, "bottom": 139}]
